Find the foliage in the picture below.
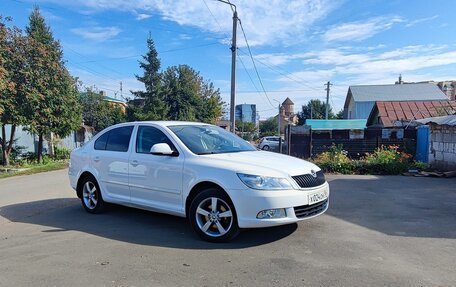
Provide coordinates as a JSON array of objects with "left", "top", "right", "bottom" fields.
[
  {"left": 313, "top": 144, "right": 425, "bottom": 175},
  {"left": 259, "top": 117, "right": 278, "bottom": 137},
  {"left": 0, "top": 16, "right": 29, "bottom": 166},
  {"left": 313, "top": 144, "right": 355, "bottom": 174},
  {"left": 23, "top": 7, "right": 82, "bottom": 163},
  {"left": 297, "top": 99, "right": 336, "bottom": 125},
  {"left": 129, "top": 36, "right": 224, "bottom": 124},
  {"left": 363, "top": 145, "right": 413, "bottom": 174},
  {"left": 130, "top": 35, "right": 169, "bottom": 121},
  {"left": 79, "top": 87, "right": 126, "bottom": 131},
  {"left": 236, "top": 120, "right": 257, "bottom": 140},
  {"left": 53, "top": 146, "right": 71, "bottom": 160},
  {"left": 0, "top": 160, "right": 68, "bottom": 179}
]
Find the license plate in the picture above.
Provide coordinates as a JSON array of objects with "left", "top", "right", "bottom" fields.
[{"left": 308, "top": 190, "right": 327, "bottom": 205}]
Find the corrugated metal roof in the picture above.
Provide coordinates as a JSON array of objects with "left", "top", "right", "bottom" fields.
[
  {"left": 416, "top": 115, "right": 456, "bottom": 126},
  {"left": 349, "top": 83, "right": 448, "bottom": 102},
  {"left": 305, "top": 119, "right": 367, "bottom": 130},
  {"left": 373, "top": 100, "right": 456, "bottom": 127}
]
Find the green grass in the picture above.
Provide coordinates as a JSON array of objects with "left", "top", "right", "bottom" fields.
[{"left": 0, "top": 161, "right": 68, "bottom": 179}]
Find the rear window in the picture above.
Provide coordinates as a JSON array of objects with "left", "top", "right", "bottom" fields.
[{"left": 94, "top": 126, "right": 134, "bottom": 152}]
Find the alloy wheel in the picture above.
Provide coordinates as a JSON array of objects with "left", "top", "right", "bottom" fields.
[{"left": 195, "top": 197, "right": 233, "bottom": 237}]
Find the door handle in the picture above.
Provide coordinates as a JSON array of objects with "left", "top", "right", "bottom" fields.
[
  {"left": 131, "top": 160, "right": 139, "bottom": 167},
  {"left": 93, "top": 156, "right": 100, "bottom": 162}
]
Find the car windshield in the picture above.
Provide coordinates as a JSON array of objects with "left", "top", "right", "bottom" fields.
[{"left": 168, "top": 125, "right": 256, "bottom": 155}]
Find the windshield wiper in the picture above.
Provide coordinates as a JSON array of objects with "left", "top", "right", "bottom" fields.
[{"left": 197, "top": 151, "right": 219, "bottom": 155}]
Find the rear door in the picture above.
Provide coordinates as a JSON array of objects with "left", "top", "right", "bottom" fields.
[{"left": 92, "top": 125, "right": 134, "bottom": 203}]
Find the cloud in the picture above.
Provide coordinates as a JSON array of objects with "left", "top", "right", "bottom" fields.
[
  {"left": 323, "top": 16, "right": 404, "bottom": 42},
  {"left": 42, "top": 0, "right": 340, "bottom": 47},
  {"left": 405, "top": 15, "right": 438, "bottom": 27},
  {"left": 71, "top": 26, "right": 121, "bottom": 42},
  {"left": 136, "top": 13, "right": 152, "bottom": 20}
]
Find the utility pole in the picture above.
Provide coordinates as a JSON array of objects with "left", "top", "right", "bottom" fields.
[
  {"left": 120, "top": 81, "right": 123, "bottom": 99},
  {"left": 325, "top": 81, "right": 332, "bottom": 119},
  {"left": 216, "top": 0, "right": 238, "bottom": 133}
]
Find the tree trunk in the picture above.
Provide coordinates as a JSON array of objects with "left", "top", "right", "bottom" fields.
[
  {"left": 37, "top": 133, "right": 44, "bottom": 164},
  {"left": 1, "top": 125, "right": 9, "bottom": 166},
  {"left": 7, "top": 125, "right": 16, "bottom": 155}
]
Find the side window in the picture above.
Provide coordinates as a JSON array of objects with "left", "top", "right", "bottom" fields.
[
  {"left": 136, "top": 126, "right": 176, "bottom": 154},
  {"left": 105, "top": 126, "right": 134, "bottom": 152},
  {"left": 94, "top": 132, "right": 109, "bottom": 150}
]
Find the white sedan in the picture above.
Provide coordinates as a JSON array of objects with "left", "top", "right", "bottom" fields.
[{"left": 68, "top": 121, "right": 329, "bottom": 242}]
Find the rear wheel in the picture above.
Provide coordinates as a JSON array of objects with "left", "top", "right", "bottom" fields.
[
  {"left": 189, "top": 188, "right": 239, "bottom": 242},
  {"left": 79, "top": 175, "right": 105, "bottom": 214}
]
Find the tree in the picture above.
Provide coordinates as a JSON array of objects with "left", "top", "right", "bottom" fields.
[
  {"left": 161, "top": 64, "right": 223, "bottom": 123},
  {"left": 129, "top": 35, "right": 224, "bottom": 124},
  {"left": 0, "top": 17, "right": 28, "bottom": 166},
  {"left": 130, "top": 35, "right": 168, "bottom": 120},
  {"left": 335, "top": 109, "right": 344, "bottom": 119},
  {"left": 297, "top": 99, "right": 336, "bottom": 125},
  {"left": 236, "top": 120, "right": 257, "bottom": 140},
  {"left": 259, "top": 117, "right": 278, "bottom": 137},
  {"left": 79, "top": 88, "right": 126, "bottom": 132},
  {"left": 24, "top": 7, "right": 81, "bottom": 163}
]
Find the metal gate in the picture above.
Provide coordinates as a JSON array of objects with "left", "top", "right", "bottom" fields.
[{"left": 415, "top": 125, "right": 429, "bottom": 163}]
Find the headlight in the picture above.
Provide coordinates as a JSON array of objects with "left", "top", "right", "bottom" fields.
[{"left": 237, "top": 173, "right": 293, "bottom": 190}]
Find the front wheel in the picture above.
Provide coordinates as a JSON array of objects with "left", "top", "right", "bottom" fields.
[
  {"left": 189, "top": 188, "right": 239, "bottom": 242},
  {"left": 262, "top": 145, "right": 270, "bottom": 151}
]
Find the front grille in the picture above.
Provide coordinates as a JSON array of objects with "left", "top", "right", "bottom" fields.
[
  {"left": 294, "top": 199, "right": 328, "bottom": 218},
  {"left": 292, "top": 170, "right": 326, "bottom": 188}
]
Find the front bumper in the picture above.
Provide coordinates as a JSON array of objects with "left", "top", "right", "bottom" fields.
[{"left": 230, "top": 182, "right": 330, "bottom": 228}]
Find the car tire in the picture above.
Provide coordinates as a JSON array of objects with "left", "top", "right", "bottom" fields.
[
  {"left": 262, "top": 145, "right": 270, "bottom": 151},
  {"left": 189, "top": 188, "right": 240, "bottom": 243},
  {"left": 79, "top": 175, "right": 106, "bottom": 214}
]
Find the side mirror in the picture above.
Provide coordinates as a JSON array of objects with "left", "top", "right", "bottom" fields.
[{"left": 150, "top": 143, "right": 177, "bottom": 156}]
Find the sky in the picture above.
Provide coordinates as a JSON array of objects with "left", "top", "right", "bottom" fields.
[{"left": 2, "top": 0, "right": 456, "bottom": 119}]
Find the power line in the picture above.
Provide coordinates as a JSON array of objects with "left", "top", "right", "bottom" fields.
[
  {"left": 238, "top": 19, "right": 274, "bottom": 108},
  {"left": 74, "top": 42, "right": 224, "bottom": 64},
  {"left": 237, "top": 53, "right": 262, "bottom": 98}
]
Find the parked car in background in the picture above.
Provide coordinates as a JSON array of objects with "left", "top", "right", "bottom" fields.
[
  {"left": 259, "top": 136, "right": 281, "bottom": 150},
  {"left": 69, "top": 122, "right": 329, "bottom": 242}
]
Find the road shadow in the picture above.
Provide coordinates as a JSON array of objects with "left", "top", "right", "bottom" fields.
[
  {"left": 0, "top": 198, "right": 297, "bottom": 249},
  {"left": 326, "top": 176, "right": 456, "bottom": 239}
]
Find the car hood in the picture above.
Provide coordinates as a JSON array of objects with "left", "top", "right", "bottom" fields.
[{"left": 199, "top": 151, "right": 320, "bottom": 177}]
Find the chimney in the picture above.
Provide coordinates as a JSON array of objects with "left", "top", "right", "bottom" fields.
[
  {"left": 396, "top": 74, "right": 403, "bottom": 84},
  {"left": 99, "top": 91, "right": 107, "bottom": 97}
]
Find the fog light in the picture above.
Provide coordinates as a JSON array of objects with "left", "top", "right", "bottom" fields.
[{"left": 256, "top": 208, "right": 286, "bottom": 219}]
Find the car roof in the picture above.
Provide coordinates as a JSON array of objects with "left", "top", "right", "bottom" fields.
[{"left": 112, "top": 121, "right": 212, "bottom": 128}]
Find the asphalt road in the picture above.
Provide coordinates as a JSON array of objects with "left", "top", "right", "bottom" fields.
[{"left": 1, "top": 169, "right": 455, "bottom": 287}]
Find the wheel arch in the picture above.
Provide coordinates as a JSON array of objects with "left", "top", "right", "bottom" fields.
[
  {"left": 76, "top": 171, "right": 96, "bottom": 199},
  {"left": 185, "top": 181, "right": 232, "bottom": 218}
]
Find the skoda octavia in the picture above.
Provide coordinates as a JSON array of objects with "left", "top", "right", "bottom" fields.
[{"left": 68, "top": 121, "right": 329, "bottom": 242}]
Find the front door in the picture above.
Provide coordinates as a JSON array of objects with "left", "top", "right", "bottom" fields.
[{"left": 128, "top": 125, "right": 184, "bottom": 213}]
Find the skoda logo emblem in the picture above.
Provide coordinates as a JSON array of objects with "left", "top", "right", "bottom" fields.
[{"left": 310, "top": 170, "right": 317, "bottom": 178}]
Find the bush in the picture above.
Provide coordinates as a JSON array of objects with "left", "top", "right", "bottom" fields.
[
  {"left": 313, "top": 144, "right": 427, "bottom": 175},
  {"left": 313, "top": 144, "right": 356, "bottom": 174},
  {"left": 54, "top": 147, "right": 71, "bottom": 160}
]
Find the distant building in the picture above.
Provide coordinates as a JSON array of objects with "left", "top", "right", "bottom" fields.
[
  {"left": 395, "top": 76, "right": 456, "bottom": 101},
  {"left": 99, "top": 91, "right": 127, "bottom": 113},
  {"left": 343, "top": 83, "right": 448, "bottom": 119},
  {"left": 235, "top": 104, "right": 257, "bottom": 123},
  {"left": 277, "top": 97, "right": 298, "bottom": 134}
]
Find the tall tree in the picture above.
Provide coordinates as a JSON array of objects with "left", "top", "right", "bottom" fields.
[
  {"left": 0, "top": 17, "right": 28, "bottom": 166},
  {"left": 130, "top": 35, "right": 168, "bottom": 120},
  {"left": 297, "top": 99, "right": 336, "bottom": 125},
  {"left": 24, "top": 7, "right": 81, "bottom": 163},
  {"left": 161, "top": 64, "right": 223, "bottom": 123}
]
